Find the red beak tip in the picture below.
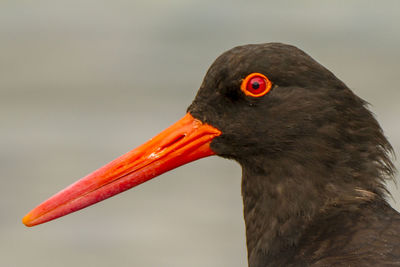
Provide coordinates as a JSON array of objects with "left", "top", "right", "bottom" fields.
[{"left": 22, "top": 215, "right": 33, "bottom": 227}]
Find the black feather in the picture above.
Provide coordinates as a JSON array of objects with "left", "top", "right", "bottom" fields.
[{"left": 188, "top": 43, "right": 398, "bottom": 266}]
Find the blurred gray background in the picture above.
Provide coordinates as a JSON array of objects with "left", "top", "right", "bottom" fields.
[{"left": 1, "top": 1, "right": 400, "bottom": 266}]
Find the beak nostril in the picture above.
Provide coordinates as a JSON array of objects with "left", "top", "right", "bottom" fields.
[{"left": 160, "top": 134, "right": 186, "bottom": 151}]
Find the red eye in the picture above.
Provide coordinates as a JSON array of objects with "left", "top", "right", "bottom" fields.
[{"left": 240, "top": 73, "right": 272, "bottom": 97}]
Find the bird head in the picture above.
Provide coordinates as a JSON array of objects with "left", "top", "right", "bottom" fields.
[{"left": 190, "top": 43, "right": 394, "bottom": 198}]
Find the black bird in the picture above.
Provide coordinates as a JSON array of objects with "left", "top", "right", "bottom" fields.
[{"left": 23, "top": 43, "right": 400, "bottom": 266}]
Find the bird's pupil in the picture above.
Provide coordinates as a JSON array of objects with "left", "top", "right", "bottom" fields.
[{"left": 252, "top": 82, "right": 260, "bottom": 90}]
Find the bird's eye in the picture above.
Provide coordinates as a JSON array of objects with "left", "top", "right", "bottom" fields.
[{"left": 240, "top": 73, "right": 272, "bottom": 97}]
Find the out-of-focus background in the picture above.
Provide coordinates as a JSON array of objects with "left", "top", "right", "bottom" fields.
[{"left": 1, "top": 1, "right": 400, "bottom": 266}]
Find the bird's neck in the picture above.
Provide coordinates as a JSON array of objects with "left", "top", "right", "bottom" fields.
[{"left": 240, "top": 157, "right": 378, "bottom": 266}]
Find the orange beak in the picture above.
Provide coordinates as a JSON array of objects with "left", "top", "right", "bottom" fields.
[{"left": 23, "top": 113, "right": 221, "bottom": 227}]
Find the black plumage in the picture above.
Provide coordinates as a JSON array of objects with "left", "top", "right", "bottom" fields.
[{"left": 188, "top": 43, "right": 399, "bottom": 266}]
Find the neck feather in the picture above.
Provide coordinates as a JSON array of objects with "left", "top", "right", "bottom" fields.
[{"left": 240, "top": 156, "right": 385, "bottom": 266}]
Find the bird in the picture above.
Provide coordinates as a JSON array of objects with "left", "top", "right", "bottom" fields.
[{"left": 23, "top": 43, "right": 400, "bottom": 266}]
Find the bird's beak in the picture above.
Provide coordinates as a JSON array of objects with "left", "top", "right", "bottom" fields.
[{"left": 23, "top": 113, "right": 221, "bottom": 227}]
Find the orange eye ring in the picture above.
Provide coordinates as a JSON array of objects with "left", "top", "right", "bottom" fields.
[{"left": 240, "top": 72, "right": 272, "bottom": 97}]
